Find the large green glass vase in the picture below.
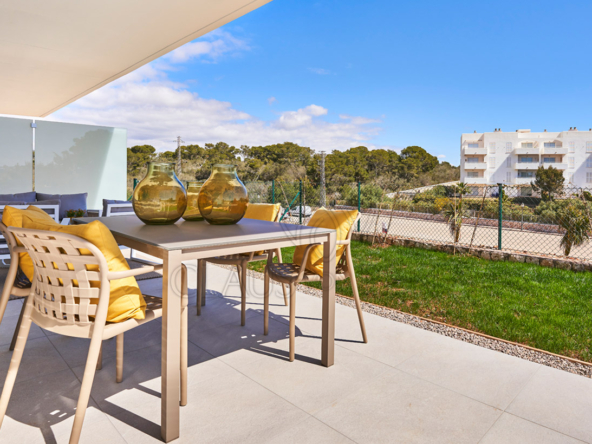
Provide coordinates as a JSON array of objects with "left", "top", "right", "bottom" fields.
[
  {"left": 197, "top": 164, "right": 248, "bottom": 225},
  {"left": 182, "top": 180, "right": 205, "bottom": 221},
  {"left": 132, "top": 162, "right": 187, "bottom": 225}
]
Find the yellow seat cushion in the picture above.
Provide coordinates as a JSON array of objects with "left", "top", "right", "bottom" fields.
[
  {"left": 22, "top": 217, "right": 146, "bottom": 323},
  {"left": 242, "top": 203, "right": 281, "bottom": 256},
  {"left": 293, "top": 208, "right": 358, "bottom": 277},
  {"left": 2, "top": 205, "right": 60, "bottom": 281}
]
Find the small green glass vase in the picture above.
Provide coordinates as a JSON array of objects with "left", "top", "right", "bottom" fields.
[
  {"left": 132, "top": 162, "right": 187, "bottom": 225},
  {"left": 182, "top": 180, "right": 205, "bottom": 221},
  {"left": 197, "top": 164, "right": 249, "bottom": 225}
]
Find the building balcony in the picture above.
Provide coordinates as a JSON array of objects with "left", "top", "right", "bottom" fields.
[
  {"left": 515, "top": 177, "right": 535, "bottom": 184},
  {"left": 464, "top": 148, "right": 487, "bottom": 155},
  {"left": 541, "top": 163, "right": 568, "bottom": 170},
  {"left": 514, "top": 163, "right": 540, "bottom": 170},
  {"left": 463, "top": 177, "right": 488, "bottom": 184},
  {"left": 513, "top": 147, "right": 540, "bottom": 155},
  {"left": 464, "top": 162, "right": 487, "bottom": 170},
  {"left": 541, "top": 147, "right": 567, "bottom": 155}
]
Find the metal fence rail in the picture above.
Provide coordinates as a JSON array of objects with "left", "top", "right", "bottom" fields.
[{"left": 245, "top": 180, "right": 592, "bottom": 262}]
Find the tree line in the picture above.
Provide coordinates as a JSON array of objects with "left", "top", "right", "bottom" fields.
[{"left": 128, "top": 142, "right": 459, "bottom": 192}]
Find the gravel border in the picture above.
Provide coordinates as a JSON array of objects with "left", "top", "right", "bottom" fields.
[{"left": 217, "top": 264, "right": 592, "bottom": 378}]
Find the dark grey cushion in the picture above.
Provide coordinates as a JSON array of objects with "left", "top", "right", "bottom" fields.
[
  {"left": 0, "top": 192, "right": 36, "bottom": 202},
  {"left": 102, "top": 199, "right": 132, "bottom": 217},
  {"left": 37, "top": 193, "right": 87, "bottom": 220}
]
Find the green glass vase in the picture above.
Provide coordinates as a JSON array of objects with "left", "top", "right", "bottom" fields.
[
  {"left": 197, "top": 164, "right": 248, "bottom": 225},
  {"left": 182, "top": 180, "right": 205, "bottom": 221},
  {"left": 132, "top": 162, "right": 187, "bottom": 225}
]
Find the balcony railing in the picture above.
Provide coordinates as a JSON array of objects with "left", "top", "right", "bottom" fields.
[
  {"left": 541, "top": 147, "right": 567, "bottom": 155},
  {"left": 512, "top": 162, "right": 568, "bottom": 170},
  {"left": 464, "top": 162, "right": 487, "bottom": 170},
  {"left": 463, "top": 177, "right": 487, "bottom": 184},
  {"left": 513, "top": 147, "right": 540, "bottom": 155},
  {"left": 464, "top": 147, "right": 487, "bottom": 155}
]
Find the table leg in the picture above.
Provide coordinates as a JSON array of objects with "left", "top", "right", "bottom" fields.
[
  {"left": 321, "top": 231, "right": 336, "bottom": 367},
  {"left": 161, "top": 251, "right": 182, "bottom": 442}
]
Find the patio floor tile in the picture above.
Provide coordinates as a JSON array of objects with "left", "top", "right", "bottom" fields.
[
  {"left": 265, "top": 416, "right": 355, "bottom": 444},
  {"left": 479, "top": 413, "right": 585, "bottom": 444},
  {"left": 396, "top": 336, "right": 541, "bottom": 409},
  {"left": 506, "top": 365, "right": 592, "bottom": 443},
  {"left": 315, "top": 368, "right": 502, "bottom": 444}
]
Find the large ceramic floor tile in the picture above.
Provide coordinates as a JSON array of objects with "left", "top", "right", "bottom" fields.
[
  {"left": 0, "top": 301, "right": 46, "bottom": 346},
  {"left": 265, "top": 416, "right": 355, "bottom": 444},
  {"left": 506, "top": 366, "right": 592, "bottom": 443},
  {"left": 396, "top": 337, "right": 540, "bottom": 409},
  {"left": 239, "top": 339, "right": 390, "bottom": 414},
  {"left": 479, "top": 413, "right": 585, "bottom": 444},
  {"left": 315, "top": 368, "right": 501, "bottom": 444},
  {"left": 0, "top": 368, "right": 124, "bottom": 444},
  {"left": 0, "top": 335, "right": 69, "bottom": 384}
]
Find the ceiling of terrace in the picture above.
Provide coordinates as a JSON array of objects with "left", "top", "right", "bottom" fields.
[{"left": 0, "top": 0, "right": 271, "bottom": 117}]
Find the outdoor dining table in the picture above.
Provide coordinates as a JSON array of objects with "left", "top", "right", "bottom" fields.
[{"left": 73, "top": 215, "right": 338, "bottom": 443}]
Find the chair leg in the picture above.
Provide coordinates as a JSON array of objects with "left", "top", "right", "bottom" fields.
[
  {"left": 289, "top": 283, "right": 296, "bottom": 362},
  {"left": 347, "top": 254, "right": 368, "bottom": 343},
  {"left": 116, "top": 334, "right": 124, "bottom": 383},
  {"left": 96, "top": 344, "right": 103, "bottom": 370},
  {"left": 0, "top": 298, "right": 33, "bottom": 428},
  {"left": 264, "top": 265, "right": 270, "bottom": 335},
  {"left": 276, "top": 249, "right": 288, "bottom": 306},
  {"left": 0, "top": 256, "right": 19, "bottom": 331},
  {"left": 197, "top": 260, "right": 206, "bottom": 315},
  {"left": 9, "top": 300, "right": 26, "bottom": 351},
  {"left": 70, "top": 332, "right": 104, "bottom": 444},
  {"left": 239, "top": 262, "right": 247, "bottom": 326},
  {"left": 180, "top": 283, "right": 188, "bottom": 407}
]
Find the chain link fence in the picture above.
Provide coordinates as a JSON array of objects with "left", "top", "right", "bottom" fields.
[{"left": 245, "top": 180, "right": 592, "bottom": 262}]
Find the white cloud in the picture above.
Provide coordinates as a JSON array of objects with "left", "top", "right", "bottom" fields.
[
  {"left": 308, "top": 67, "right": 331, "bottom": 75},
  {"left": 165, "top": 29, "right": 249, "bottom": 64},
  {"left": 267, "top": 96, "right": 277, "bottom": 105},
  {"left": 49, "top": 32, "right": 382, "bottom": 152},
  {"left": 438, "top": 154, "right": 446, "bottom": 159}
]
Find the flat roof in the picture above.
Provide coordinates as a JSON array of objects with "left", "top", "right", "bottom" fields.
[{"left": 0, "top": 0, "right": 271, "bottom": 117}]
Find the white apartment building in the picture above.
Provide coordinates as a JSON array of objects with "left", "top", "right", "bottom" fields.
[{"left": 460, "top": 128, "right": 592, "bottom": 190}]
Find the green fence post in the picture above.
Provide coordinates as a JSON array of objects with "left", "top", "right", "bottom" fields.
[
  {"left": 299, "top": 180, "right": 303, "bottom": 224},
  {"left": 498, "top": 183, "right": 503, "bottom": 250},
  {"left": 272, "top": 180, "right": 275, "bottom": 204},
  {"left": 357, "top": 181, "right": 361, "bottom": 232}
]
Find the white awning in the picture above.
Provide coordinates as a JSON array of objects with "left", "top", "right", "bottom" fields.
[{"left": 0, "top": 0, "right": 271, "bottom": 117}]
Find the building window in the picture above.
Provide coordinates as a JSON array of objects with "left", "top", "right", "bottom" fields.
[
  {"left": 521, "top": 142, "right": 534, "bottom": 148},
  {"left": 587, "top": 172, "right": 592, "bottom": 183},
  {"left": 489, "top": 143, "right": 496, "bottom": 153},
  {"left": 568, "top": 156, "right": 575, "bottom": 168},
  {"left": 467, "top": 143, "right": 479, "bottom": 148},
  {"left": 506, "top": 157, "right": 511, "bottom": 167},
  {"left": 467, "top": 171, "right": 479, "bottom": 178},
  {"left": 466, "top": 157, "right": 479, "bottom": 163},
  {"left": 506, "top": 171, "right": 512, "bottom": 183},
  {"left": 518, "top": 156, "right": 535, "bottom": 163},
  {"left": 544, "top": 142, "right": 556, "bottom": 148},
  {"left": 587, "top": 157, "right": 592, "bottom": 168},
  {"left": 587, "top": 142, "right": 592, "bottom": 153},
  {"left": 489, "top": 157, "right": 495, "bottom": 168},
  {"left": 505, "top": 142, "right": 512, "bottom": 153},
  {"left": 518, "top": 171, "right": 535, "bottom": 178},
  {"left": 543, "top": 157, "right": 556, "bottom": 163}
]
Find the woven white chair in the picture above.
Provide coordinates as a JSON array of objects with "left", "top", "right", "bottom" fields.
[
  {"left": 263, "top": 212, "right": 367, "bottom": 361},
  {"left": 195, "top": 206, "right": 287, "bottom": 324},
  {"left": 0, "top": 227, "right": 188, "bottom": 444}
]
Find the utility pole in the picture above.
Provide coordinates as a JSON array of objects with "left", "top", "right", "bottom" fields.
[
  {"left": 175, "top": 136, "right": 184, "bottom": 175},
  {"left": 318, "top": 151, "right": 326, "bottom": 207}
]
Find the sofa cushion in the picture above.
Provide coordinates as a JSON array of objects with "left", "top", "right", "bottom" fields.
[
  {"left": 37, "top": 193, "right": 87, "bottom": 220},
  {"left": 102, "top": 199, "right": 132, "bottom": 217},
  {"left": 0, "top": 192, "right": 36, "bottom": 202}
]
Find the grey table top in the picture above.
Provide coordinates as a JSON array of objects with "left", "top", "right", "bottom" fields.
[{"left": 73, "top": 215, "right": 335, "bottom": 251}]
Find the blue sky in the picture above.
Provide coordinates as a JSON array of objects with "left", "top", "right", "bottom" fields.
[{"left": 53, "top": 0, "right": 592, "bottom": 165}]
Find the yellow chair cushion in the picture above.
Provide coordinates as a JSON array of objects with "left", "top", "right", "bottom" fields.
[
  {"left": 243, "top": 203, "right": 281, "bottom": 256},
  {"left": 2, "top": 205, "right": 60, "bottom": 281},
  {"left": 22, "top": 217, "right": 146, "bottom": 323},
  {"left": 293, "top": 208, "right": 358, "bottom": 277}
]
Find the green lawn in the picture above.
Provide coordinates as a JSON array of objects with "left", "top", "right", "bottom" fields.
[{"left": 250, "top": 241, "right": 592, "bottom": 362}]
